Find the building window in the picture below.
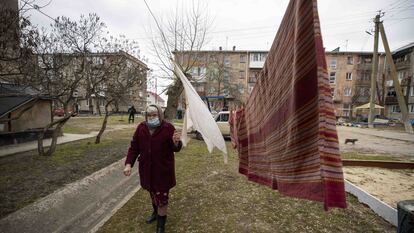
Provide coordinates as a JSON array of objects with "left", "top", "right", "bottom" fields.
[
  {"left": 330, "top": 58, "right": 337, "bottom": 69},
  {"left": 238, "top": 84, "right": 244, "bottom": 94},
  {"left": 364, "top": 57, "right": 372, "bottom": 63},
  {"left": 250, "top": 53, "right": 267, "bottom": 62},
  {"left": 85, "top": 99, "right": 89, "bottom": 106},
  {"left": 344, "top": 87, "right": 352, "bottom": 96},
  {"left": 410, "top": 104, "right": 414, "bottom": 113},
  {"left": 224, "top": 71, "right": 229, "bottom": 82},
  {"left": 403, "top": 87, "right": 408, "bottom": 96},
  {"left": 196, "top": 85, "right": 204, "bottom": 92},
  {"left": 248, "top": 85, "right": 254, "bottom": 94},
  {"left": 249, "top": 74, "right": 257, "bottom": 83},
  {"left": 329, "top": 72, "right": 336, "bottom": 83},
  {"left": 331, "top": 88, "right": 335, "bottom": 97},
  {"left": 411, "top": 87, "right": 414, "bottom": 96},
  {"left": 239, "top": 70, "right": 245, "bottom": 79},
  {"left": 397, "top": 71, "right": 405, "bottom": 83},
  {"left": 224, "top": 55, "right": 230, "bottom": 67},
  {"left": 347, "top": 56, "right": 353, "bottom": 65},
  {"left": 391, "top": 105, "right": 401, "bottom": 113},
  {"left": 387, "top": 87, "right": 396, "bottom": 97},
  {"left": 346, "top": 72, "right": 352, "bottom": 80},
  {"left": 240, "top": 54, "right": 246, "bottom": 63}
]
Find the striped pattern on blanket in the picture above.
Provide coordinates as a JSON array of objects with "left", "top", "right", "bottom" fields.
[{"left": 230, "top": 0, "right": 347, "bottom": 210}]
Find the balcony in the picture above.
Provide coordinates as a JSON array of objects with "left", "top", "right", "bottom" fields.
[
  {"left": 385, "top": 96, "right": 398, "bottom": 104},
  {"left": 357, "top": 63, "right": 373, "bottom": 70},
  {"left": 354, "top": 79, "right": 371, "bottom": 86},
  {"left": 395, "top": 60, "right": 410, "bottom": 69},
  {"left": 355, "top": 96, "right": 369, "bottom": 103},
  {"left": 249, "top": 61, "right": 265, "bottom": 69}
]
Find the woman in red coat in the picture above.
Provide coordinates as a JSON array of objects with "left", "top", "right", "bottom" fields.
[{"left": 124, "top": 104, "right": 182, "bottom": 233}]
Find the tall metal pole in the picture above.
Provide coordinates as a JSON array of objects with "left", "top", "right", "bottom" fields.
[
  {"left": 368, "top": 14, "right": 380, "bottom": 128},
  {"left": 379, "top": 22, "right": 414, "bottom": 134}
]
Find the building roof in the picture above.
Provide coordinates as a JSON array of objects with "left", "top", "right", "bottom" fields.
[
  {"left": 148, "top": 91, "right": 165, "bottom": 103},
  {"left": 37, "top": 50, "right": 149, "bottom": 70},
  {"left": 0, "top": 96, "right": 34, "bottom": 118},
  {"left": 392, "top": 42, "right": 414, "bottom": 54},
  {"left": 0, "top": 83, "right": 51, "bottom": 119}
]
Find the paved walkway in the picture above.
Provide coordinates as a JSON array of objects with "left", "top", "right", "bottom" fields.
[
  {"left": 0, "top": 124, "right": 137, "bottom": 158},
  {"left": 0, "top": 133, "right": 94, "bottom": 157},
  {"left": 0, "top": 158, "right": 140, "bottom": 233}
]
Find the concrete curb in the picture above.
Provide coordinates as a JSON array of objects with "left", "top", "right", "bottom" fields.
[
  {"left": 345, "top": 180, "right": 397, "bottom": 226},
  {"left": 0, "top": 158, "right": 141, "bottom": 233}
]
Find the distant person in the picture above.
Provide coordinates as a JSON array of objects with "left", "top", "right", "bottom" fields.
[
  {"left": 128, "top": 105, "right": 137, "bottom": 123},
  {"left": 123, "top": 105, "right": 182, "bottom": 233}
]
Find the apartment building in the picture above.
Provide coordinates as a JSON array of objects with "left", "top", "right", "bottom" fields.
[
  {"left": 176, "top": 45, "right": 414, "bottom": 121},
  {"left": 36, "top": 51, "right": 148, "bottom": 114},
  {"left": 385, "top": 42, "right": 414, "bottom": 120},
  {"left": 325, "top": 51, "right": 386, "bottom": 119},
  {"left": 173, "top": 48, "right": 267, "bottom": 110}
]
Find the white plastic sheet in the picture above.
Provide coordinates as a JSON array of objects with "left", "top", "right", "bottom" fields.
[{"left": 173, "top": 61, "right": 228, "bottom": 163}]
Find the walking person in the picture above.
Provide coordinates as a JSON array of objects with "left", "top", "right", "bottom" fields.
[
  {"left": 123, "top": 104, "right": 182, "bottom": 233},
  {"left": 128, "top": 105, "right": 137, "bottom": 123}
]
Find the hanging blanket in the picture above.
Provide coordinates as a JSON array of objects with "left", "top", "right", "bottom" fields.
[{"left": 231, "top": 0, "right": 347, "bottom": 210}]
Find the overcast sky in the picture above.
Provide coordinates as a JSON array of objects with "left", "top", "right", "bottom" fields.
[{"left": 25, "top": 0, "right": 414, "bottom": 99}]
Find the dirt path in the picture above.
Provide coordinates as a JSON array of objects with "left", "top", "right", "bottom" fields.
[
  {"left": 337, "top": 126, "right": 414, "bottom": 157},
  {"left": 344, "top": 167, "right": 414, "bottom": 208}
]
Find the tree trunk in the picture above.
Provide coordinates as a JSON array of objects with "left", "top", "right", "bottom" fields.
[
  {"left": 38, "top": 114, "right": 72, "bottom": 156},
  {"left": 97, "top": 101, "right": 102, "bottom": 116},
  {"left": 95, "top": 101, "right": 112, "bottom": 144},
  {"left": 164, "top": 79, "right": 183, "bottom": 120}
]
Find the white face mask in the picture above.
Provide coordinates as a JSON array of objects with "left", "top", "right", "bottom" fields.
[{"left": 147, "top": 117, "right": 160, "bottom": 127}]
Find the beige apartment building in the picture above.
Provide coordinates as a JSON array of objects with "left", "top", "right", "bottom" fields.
[
  {"left": 176, "top": 44, "right": 414, "bottom": 121},
  {"left": 173, "top": 48, "right": 267, "bottom": 110},
  {"left": 325, "top": 51, "right": 387, "bottom": 120}
]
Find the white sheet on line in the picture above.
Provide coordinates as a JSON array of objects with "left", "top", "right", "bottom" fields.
[{"left": 173, "top": 61, "right": 228, "bottom": 163}]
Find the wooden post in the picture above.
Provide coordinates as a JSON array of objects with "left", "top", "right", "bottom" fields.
[
  {"left": 368, "top": 14, "right": 380, "bottom": 128},
  {"left": 379, "top": 22, "right": 414, "bottom": 134}
]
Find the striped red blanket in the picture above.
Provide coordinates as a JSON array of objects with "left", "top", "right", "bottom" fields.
[{"left": 230, "top": 0, "right": 347, "bottom": 210}]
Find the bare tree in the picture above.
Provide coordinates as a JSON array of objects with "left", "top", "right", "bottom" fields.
[
  {"left": 205, "top": 54, "right": 226, "bottom": 97},
  {"left": 147, "top": 0, "right": 212, "bottom": 119},
  {"left": 0, "top": 0, "right": 39, "bottom": 84},
  {"left": 94, "top": 53, "right": 147, "bottom": 144}
]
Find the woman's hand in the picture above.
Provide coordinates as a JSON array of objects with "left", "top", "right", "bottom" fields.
[
  {"left": 173, "top": 130, "right": 181, "bottom": 145},
  {"left": 123, "top": 164, "right": 132, "bottom": 176}
]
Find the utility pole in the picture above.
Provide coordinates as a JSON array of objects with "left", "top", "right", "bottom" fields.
[
  {"left": 378, "top": 17, "right": 413, "bottom": 133},
  {"left": 368, "top": 13, "right": 380, "bottom": 128}
]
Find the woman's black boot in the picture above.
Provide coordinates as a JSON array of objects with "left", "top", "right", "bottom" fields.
[
  {"left": 146, "top": 204, "right": 157, "bottom": 224},
  {"left": 156, "top": 215, "right": 166, "bottom": 233}
]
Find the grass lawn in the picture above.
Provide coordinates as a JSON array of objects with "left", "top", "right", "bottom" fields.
[
  {"left": 98, "top": 140, "right": 395, "bottom": 233},
  {"left": 0, "top": 128, "right": 135, "bottom": 218},
  {"left": 63, "top": 115, "right": 144, "bottom": 134}
]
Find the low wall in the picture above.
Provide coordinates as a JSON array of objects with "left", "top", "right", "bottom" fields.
[{"left": 0, "top": 128, "right": 59, "bottom": 146}]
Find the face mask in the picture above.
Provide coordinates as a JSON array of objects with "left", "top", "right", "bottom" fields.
[{"left": 147, "top": 117, "right": 160, "bottom": 127}]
